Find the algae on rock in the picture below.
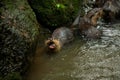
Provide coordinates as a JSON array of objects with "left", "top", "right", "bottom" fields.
[
  {"left": 28, "top": 0, "right": 82, "bottom": 30},
  {"left": 0, "top": 0, "right": 40, "bottom": 79}
]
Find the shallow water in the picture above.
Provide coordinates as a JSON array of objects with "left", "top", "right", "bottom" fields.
[{"left": 26, "top": 23, "right": 120, "bottom": 80}]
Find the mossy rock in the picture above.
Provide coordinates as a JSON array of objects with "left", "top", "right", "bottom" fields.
[
  {"left": 0, "top": 72, "right": 22, "bottom": 80},
  {"left": 28, "top": 0, "right": 83, "bottom": 30},
  {"left": 0, "top": 0, "right": 40, "bottom": 79}
]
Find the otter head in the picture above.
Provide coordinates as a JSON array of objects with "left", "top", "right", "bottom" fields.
[
  {"left": 46, "top": 38, "right": 56, "bottom": 50},
  {"left": 45, "top": 38, "right": 61, "bottom": 52}
]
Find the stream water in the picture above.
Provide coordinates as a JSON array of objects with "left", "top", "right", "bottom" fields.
[{"left": 26, "top": 23, "right": 120, "bottom": 80}]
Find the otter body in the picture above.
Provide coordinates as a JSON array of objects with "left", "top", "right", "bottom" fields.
[
  {"left": 79, "top": 8, "right": 103, "bottom": 39},
  {"left": 79, "top": 19, "right": 101, "bottom": 39},
  {"left": 45, "top": 27, "right": 74, "bottom": 52},
  {"left": 52, "top": 27, "right": 74, "bottom": 45},
  {"left": 71, "top": 8, "right": 103, "bottom": 39},
  {"left": 84, "top": 8, "right": 104, "bottom": 26}
]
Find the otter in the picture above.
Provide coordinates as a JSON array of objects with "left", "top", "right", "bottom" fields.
[
  {"left": 83, "top": 8, "right": 104, "bottom": 26},
  {"left": 71, "top": 8, "right": 103, "bottom": 39},
  {"left": 45, "top": 27, "right": 74, "bottom": 52},
  {"left": 79, "top": 18, "right": 102, "bottom": 39}
]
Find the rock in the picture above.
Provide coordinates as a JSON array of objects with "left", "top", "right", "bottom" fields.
[
  {"left": 0, "top": 0, "right": 39, "bottom": 78},
  {"left": 27, "top": 0, "right": 81, "bottom": 30}
]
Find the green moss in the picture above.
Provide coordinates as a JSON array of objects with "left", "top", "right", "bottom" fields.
[
  {"left": 0, "top": 72, "right": 22, "bottom": 80},
  {"left": 0, "top": 0, "right": 40, "bottom": 78},
  {"left": 28, "top": 0, "right": 82, "bottom": 29}
]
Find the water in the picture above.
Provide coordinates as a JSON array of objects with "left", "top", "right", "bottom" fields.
[{"left": 26, "top": 23, "right": 120, "bottom": 80}]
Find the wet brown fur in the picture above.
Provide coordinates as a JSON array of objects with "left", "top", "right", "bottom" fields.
[
  {"left": 45, "top": 39, "right": 61, "bottom": 52},
  {"left": 83, "top": 8, "right": 104, "bottom": 26},
  {"left": 78, "top": 8, "right": 103, "bottom": 39}
]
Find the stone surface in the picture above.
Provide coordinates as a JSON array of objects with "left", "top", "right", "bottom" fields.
[{"left": 0, "top": 0, "right": 39, "bottom": 78}]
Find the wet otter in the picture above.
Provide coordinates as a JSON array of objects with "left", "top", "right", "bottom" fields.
[
  {"left": 45, "top": 27, "right": 74, "bottom": 52},
  {"left": 72, "top": 8, "right": 103, "bottom": 39},
  {"left": 83, "top": 8, "right": 104, "bottom": 26},
  {"left": 45, "top": 38, "right": 61, "bottom": 52},
  {"left": 79, "top": 19, "right": 102, "bottom": 39}
]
